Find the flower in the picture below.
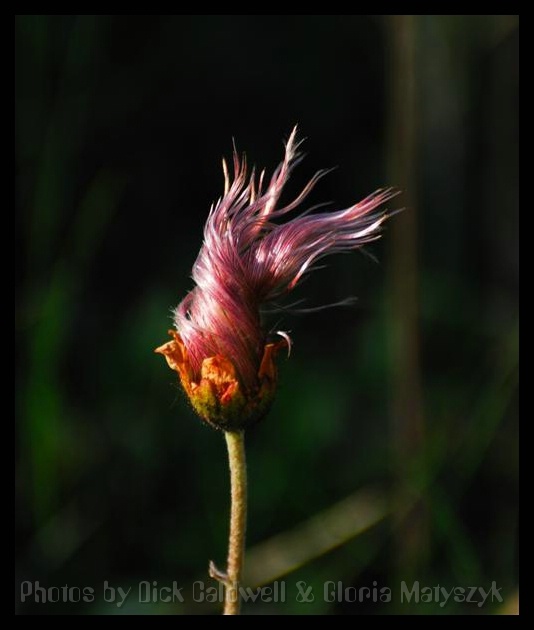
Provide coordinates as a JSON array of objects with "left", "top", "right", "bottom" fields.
[{"left": 155, "top": 127, "right": 396, "bottom": 430}]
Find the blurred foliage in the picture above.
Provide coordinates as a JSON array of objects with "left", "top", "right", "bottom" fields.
[{"left": 15, "top": 15, "right": 518, "bottom": 615}]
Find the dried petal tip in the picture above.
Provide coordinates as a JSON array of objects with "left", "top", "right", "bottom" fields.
[{"left": 155, "top": 331, "right": 285, "bottom": 430}]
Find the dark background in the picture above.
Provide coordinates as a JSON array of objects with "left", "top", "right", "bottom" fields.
[{"left": 15, "top": 15, "right": 518, "bottom": 614}]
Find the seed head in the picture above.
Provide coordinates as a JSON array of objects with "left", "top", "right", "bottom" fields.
[{"left": 156, "top": 127, "right": 396, "bottom": 430}]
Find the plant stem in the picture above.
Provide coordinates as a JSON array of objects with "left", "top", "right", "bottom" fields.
[{"left": 222, "top": 430, "right": 247, "bottom": 615}]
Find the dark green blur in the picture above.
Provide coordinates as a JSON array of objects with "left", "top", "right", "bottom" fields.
[{"left": 15, "top": 15, "right": 518, "bottom": 615}]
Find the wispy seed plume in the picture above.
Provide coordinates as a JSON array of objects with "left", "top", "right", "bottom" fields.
[{"left": 156, "top": 127, "right": 396, "bottom": 429}]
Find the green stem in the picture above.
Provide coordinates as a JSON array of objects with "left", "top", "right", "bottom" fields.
[{"left": 222, "top": 430, "right": 247, "bottom": 615}]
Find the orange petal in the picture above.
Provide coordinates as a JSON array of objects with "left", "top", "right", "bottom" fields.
[
  {"left": 200, "top": 354, "right": 238, "bottom": 385},
  {"left": 155, "top": 330, "right": 194, "bottom": 393},
  {"left": 258, "top": 340, "right": 286, "bottom": 381}
]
